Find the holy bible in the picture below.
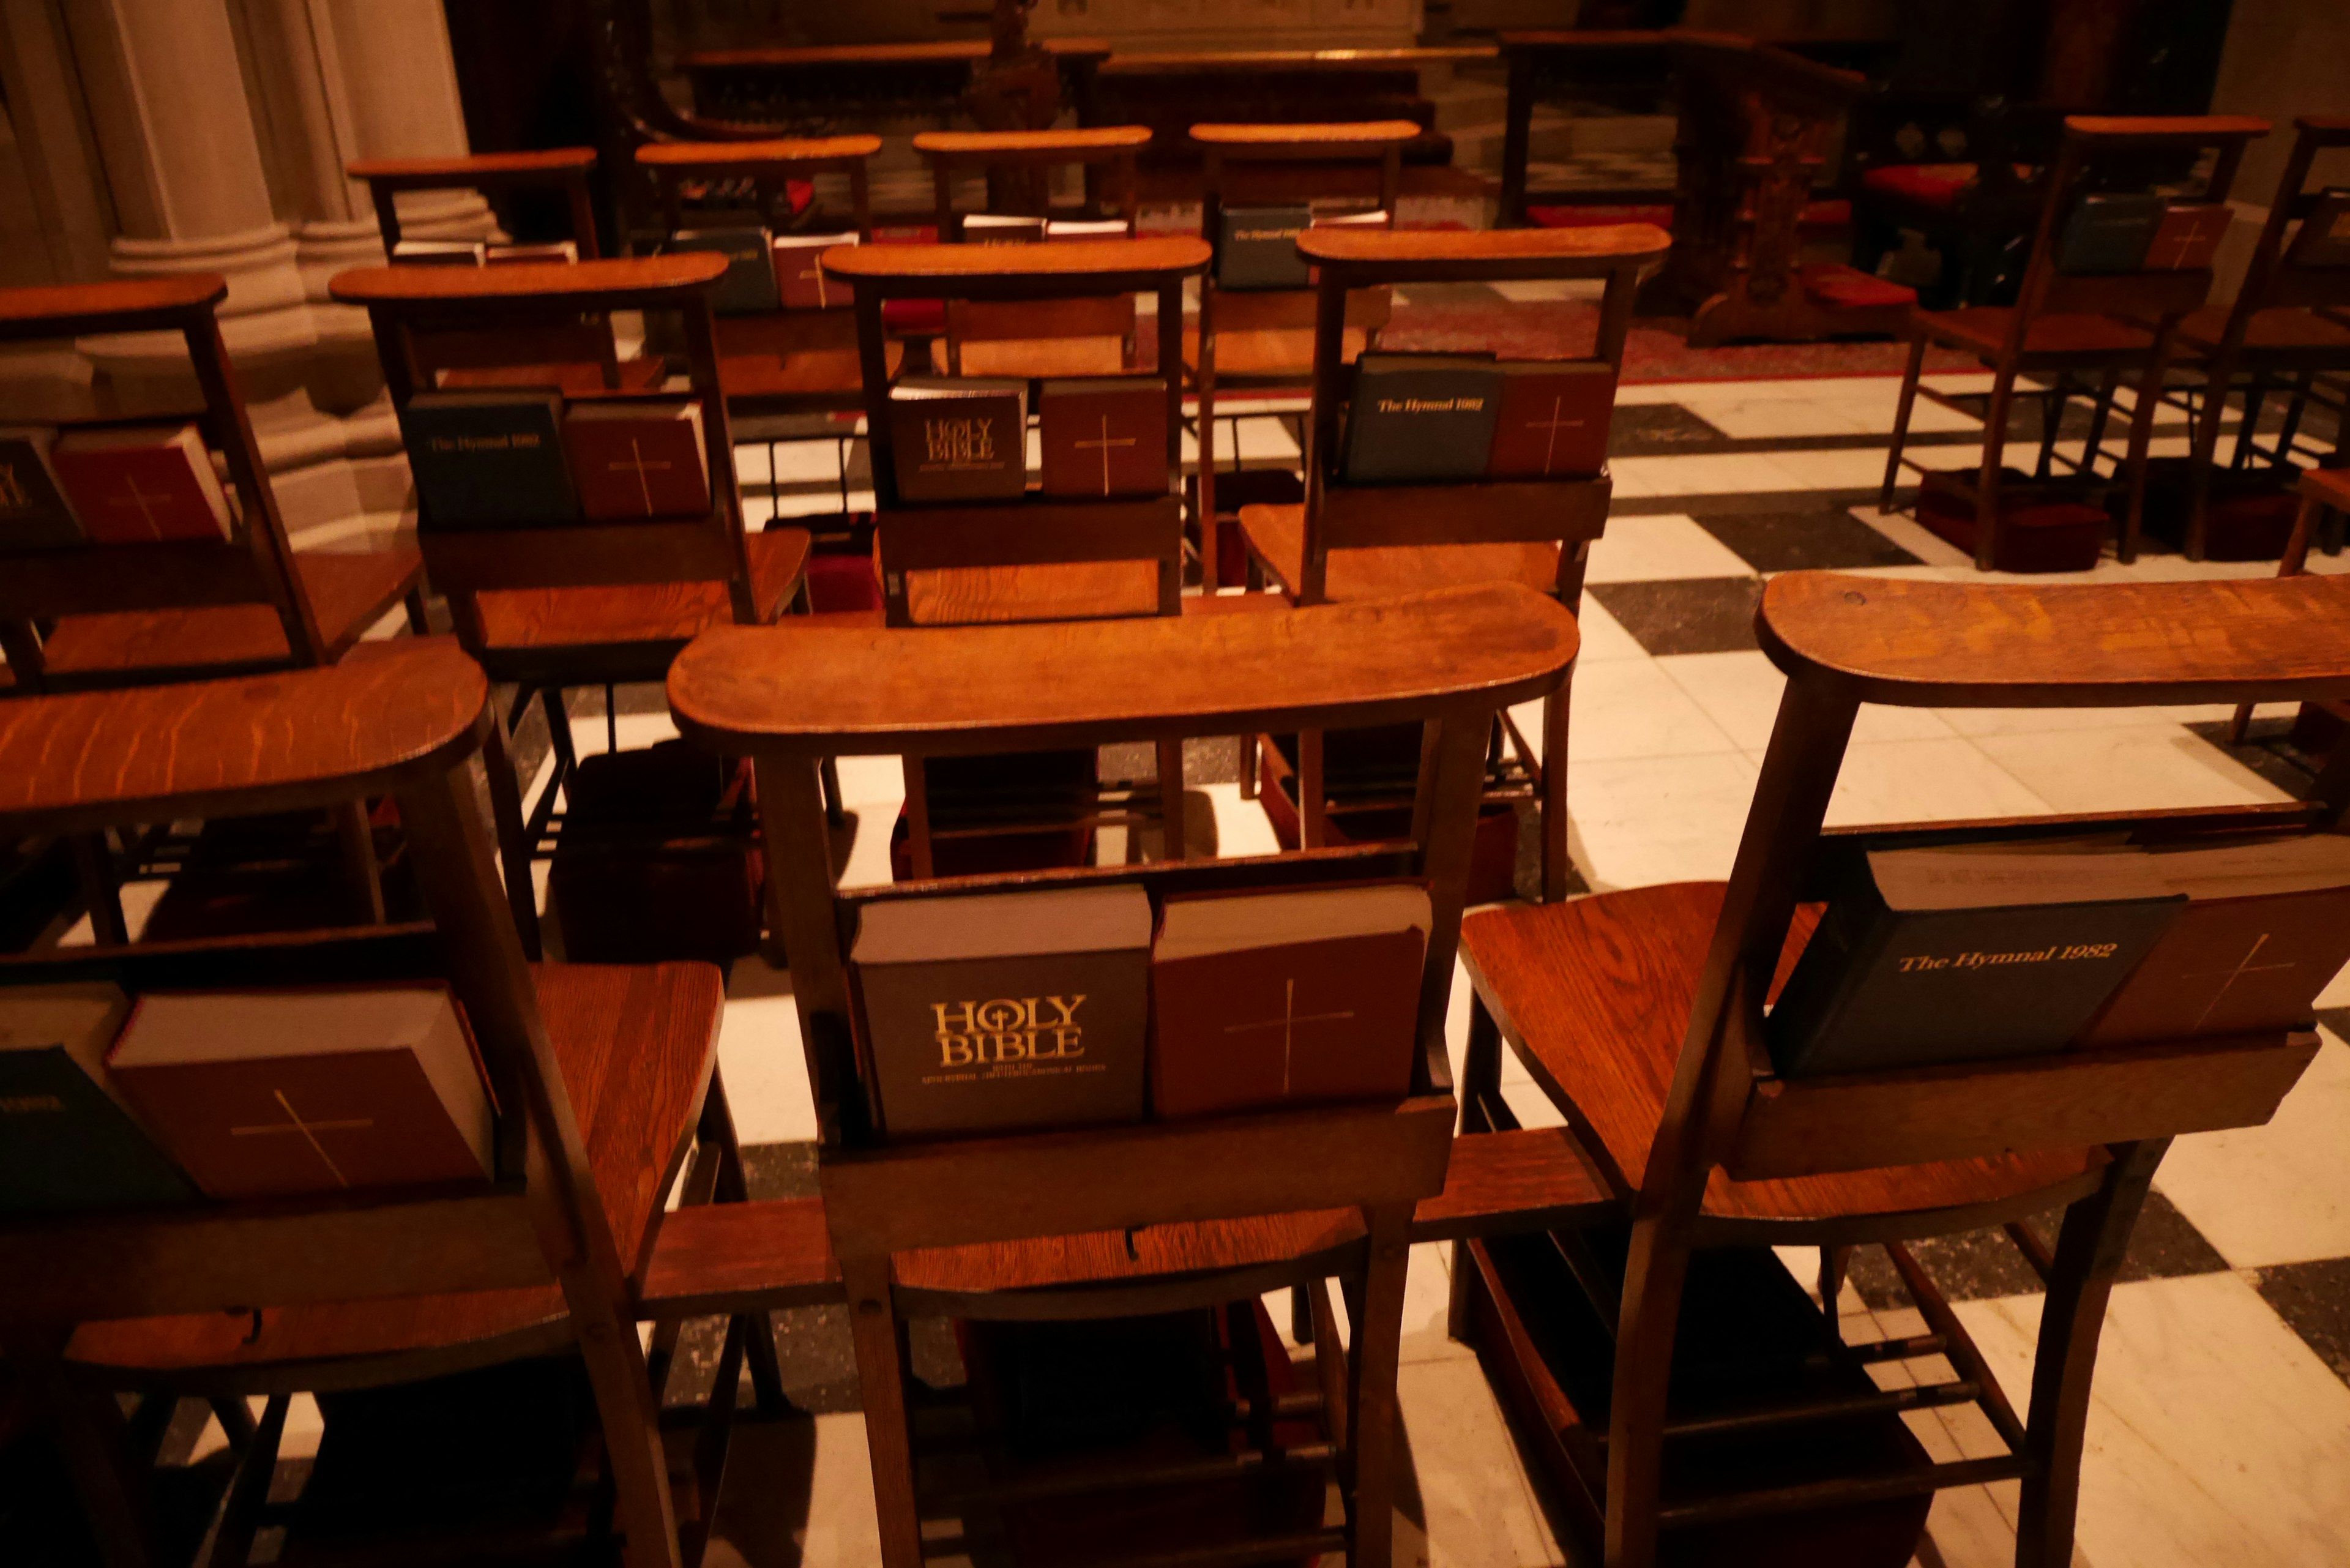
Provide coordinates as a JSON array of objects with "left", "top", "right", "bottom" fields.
[
  {"left": 50, "top": 424, "right": 234, "bottom": 543},
  {"left": 1151, "top": 883, "right": 1431, "bottom": 1118},
  {"left": 964, "top": 214, "right": 1047, "bottom": 244},
  {"left": 2077, "top": 833, "right": 2350, "bottom": 1046},
  {"left": 1485, "top": 360, "right": 1617, "bottom": 479},
  {"left": 772, "top": 231, "right": 858, "bottom": 308},
  {"left": 2054, "top": 193, "right": 2164, "bottom": 275},
  {"left": 851, "top": 885, "right": 1152, "bottom": 1138},
  {"left": 0, "top": 427, "right": 82, "bottom": 548},
  {"left": 390, "top": 239, "right": 487, "bottom": 266},
  {"left": 0, "top": 983, "right": 196, "bottom": 1214},
  {"left": 562, "top": 398, "right": 712, "bottom": 520},
  {"left": 108, "top": 985, "right": 496, "bottom": 1200},
  {"left": 1341, "top": 354, "right": 1501, "bottom": 484},
  {"left": 1038, "top": 377, "right": 1168, "bottom": 498},
  {"left": 887, "top": 376, "right": 1029, "bottom": 504},
  {"left": 400, "top": 390, "right": 579, "bottom": 528},
  {"left": 1766, "top": 842, "right": 2182, "bottom": 1077}
]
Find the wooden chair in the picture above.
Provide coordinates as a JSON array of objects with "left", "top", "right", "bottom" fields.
[
  {"left": 348, "top": 149, "right": 670, "bottom": 398},
  {"left": 635, "top": 138, "right": 891, "bottom": 418},
  {"left": 1848, "top": 93, "right": 2067, "bottom": 309},
  {"left": 2171, "top": 117, "right": 2350, "bottom": 559},
  {"left": 826, "top": 236, "right": 1212, "bottom": 873},
  {"left": 1452, "top": 569, "right": 2347, "bottom": 1568},
  {"left": 663, "top": 580, "right": 1584, "bottom": 1568},
  {"left": 1879, "top": 116, "right": 2271, "bottom": 570},
  {"left": 1187, "top": 122, "right": 1414, "bottom": 573},
  {"left": 1236, "top": 225, "right": 1668, "bottom": 905},
  {"left": 0, "top": 276, "right": 429, "bottom": 941},
  {"left": 0, "top": 640, "right": 752, "bottom": 1568},
  {"left": 329, "top": 256, "right": 811, "bottom": 952},
  {"left": 914, "top": 125, "right": 1151, "bottom": 379}
]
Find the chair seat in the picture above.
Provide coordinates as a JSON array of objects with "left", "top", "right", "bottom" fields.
[
  {"left": 717, "top": 312, "right": 905, "bottom": 399},
  {"left": 904, "top": 561, "right": 1162, "bottom": 625},
  {"left": 1239, "top": 502, "right": 1561, "bottom": 603},
  {"left": 475, "top": 529, "right": 811, "bottom": 659},
  {"left": 2171, "top": 304, "right": 2350, "bottom": 354},
  {"left": 958, "top": 336, "right": 1130, "bottom": 378},
  {"left": 37, "top": 547, "right": 425, "bottom": 686},
  {"left": 1184, "top": 324, "right": 1371, "bottom": 381},
  {"left": 1459, "top": 881, "right": 2103, "bottom": 1231},
  {"left": 1917, "top": 307, "right": 2156, "bottom": 360},
  {"left": 66, "top": 961, "right": 725, "bottom": 1389},
  {"left": 893, "top": 1209, "right": 1367, "bottom": 1305}
]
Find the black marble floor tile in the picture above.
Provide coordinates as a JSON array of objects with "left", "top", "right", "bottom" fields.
[
  {"left": 2184, "top": 717, "right": 2326, "bottom": 801},
  {"left": 1608, "top": 403, "right": 1729, "bottom": 457},
  {"left": 1586, "top": 577, "right": 1762, "bottom": 655},
  {"left": 1846, "top": 1190, "right": 2230, "bottom": 1310},
  {"left": 1697, "top": 508, "right": 1922, "bottom": 573},
  {"left": 2253, "top": 1256, "right": 2350, "bottom": 1387}
]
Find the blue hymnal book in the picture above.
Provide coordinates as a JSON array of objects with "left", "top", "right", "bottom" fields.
[
  {"left": 398, "top": 390, "right": 578, "bottom": 529},
  {"left": 0, "top": 983, "right": 196, "bottom": 1214},
  {"left": 666, "top": 226, "right": 780, "bottom": 315},
  {"left": 1341, "top": 353, "right": 1503, "bottom": 485},
  {"left": 2055, "top": 193, "right": 2165, "bottom": 275}
]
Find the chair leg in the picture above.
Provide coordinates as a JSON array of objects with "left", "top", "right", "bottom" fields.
[
  {"left": 2080, "top": 369, "right": 2121, "bottom": 484},
  {"left": 402, "top": 586, "right": 431, "bottom": 636},
  {"left": 1239, "top": 730, "right": 1259, "bottom": 801},
  {"left": 479, "top": 716, "right": 545, "bottom": 961},
  {"left": 1541, "top": 679, "right": 1572, "bottom": 903},
  {"left": 1975, "top": 366, "right": 2020, "bottom": 572},
  {"left": 1299, "top": 731, "right": 1327, "bottom": 850},
  {"left": 331, "top": 801, "right": 387, "bottom": 926},
  {"left": 72, "top": 832, "right": 130, "bottom": 947},
  {"left": 820, "top": 756, "right": 847, "bottom": 829},
  {"left": 1603, "top": 1188, "right": 1705, "bottom": 1568},
  {"left": 2015, "top": 1137, "right": 2170, "bottom": 1568},
  {"left": 843, "top": 1256, "right": 927, "bottom": 1568},
  {"left": 1880, "top": 334, "right": 1927, "bottom": 512},
  {"left": 193, "top": 1393, "right": 288, "bottom": 1568},
  {"left": 1346, "top": 1203, "right": 1413, "bottom": 1568},
  {"left": 2122, "top": 334, "right": 2181, "bottom": 566},
  {"left": 1157, "top": 737, "right": 1186, "bottom": 861},
  {"left": 2034, "top": 373, "right": 2069, "bottom": 480},
  {"left": 13, "top": 1334, "right": 156, "bottom": 1568}
]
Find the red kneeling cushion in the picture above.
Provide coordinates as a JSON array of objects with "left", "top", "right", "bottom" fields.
[
  {"left": 1917, "top": 484, "right": 2108, "bottom": 574},
  {"left": 1800, "top": 264, "right": 1916, "bottom": 311}
]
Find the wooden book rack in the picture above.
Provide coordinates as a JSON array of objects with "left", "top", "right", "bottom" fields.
[
  {"left": 347, "top": 148, "right": 602, "bottom": 258},
  {"left": 1455, "top": 569, "right": 2350, "bottom": 1567},
  {"left": 665, "top": 581, "right": 1581, "bottom": 1568}
]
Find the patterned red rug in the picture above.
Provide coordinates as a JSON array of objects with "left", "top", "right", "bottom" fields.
[{"left": 1377, "top": 300, "right": 1980, "bottom": 384}]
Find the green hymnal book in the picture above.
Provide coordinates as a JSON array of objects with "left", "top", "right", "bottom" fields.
[
  {"left": 398, "top": 390, "right": 578, "bottom": 529},
  {"left": 667, "top": 226, "right": 780, "bottom": 314},
  {"left": 1765, "top": 841, "right": 2184, "bottom": 1077},
  {"left": 0, "top": 427, "right": 83, "bottom": 548},
  {"left": 1217, "top": 204, "right": 1313, "bottom": 291},
  {"left": 2054, "top": 193, "right": 2164, "bottom": 275},
  {"left": 1341, "top": 353, "right": 1502, "bottom": 484},
  {"left": 0, "top": 983, "right": 196, "bottom": 1214}
]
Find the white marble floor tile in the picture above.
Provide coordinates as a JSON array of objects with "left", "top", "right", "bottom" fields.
[
  {"left": 1566, "top": 750, "right": 1760, "bottom": 890},
  {"left": 1490, "top": 277, "right": 1603, "bottom": 303},
  {"left": 1762, "top": 444, "right": 1908, "bottom": 492},
  {"left": 1204, "top": 780, "right": 1283, "bottom": 858},
  {"left": 1401, "top": 1241, "right": 1477, "bottom": 1367},
  {"left": 2154, "top": 1031, "right": 2350, "bottom": 1270},
  {"left": 1569, "top": 595, "right": 1647, "bottom": 662},
  {"left": 1584, "top": 513, "right": 1757, "bottom": 583},
  {"left": 1658, "top": 649, "right": 1954, "bottom": 750},
  {"left": 1230, "top": 414, "right": 1304, "bottom": 463},
  {"left": 1498, "top": 1077, "right": 1568, "bottom": 1130},
  {"left": 706, "top": 1413, "right": 884, "bottom": 1568},
  {"left": 1797, "top": 736, "right": 2054, "bottom": 829},
  {"left": 1397, "top": 1357, "right": 1565, "bottom": 1568},
  {"left": 1956, "top": 1274, "right": 2350, "bottom": 1568},
  {"left": 1936, "top": 701, "right": 2245, "bottom": 737},
  {"left": 1686, "top": 394, "right": 1878, "bottom": 440},
  {"left": 1610, "top": 451, "right": 1813, "bottom": 498},
  {"left": 773, "top": 487, "right": 876, "bottom": 519},
  {"left": 718, "top": 955, "right": 818, "bottom": 1145},
  {"left": 1845, "top": 504, "right": 1975, "bottom": 569},
  {"left": 1565, "top": 658, "right": 1741, "bottom": 763},
  {"left": 1969, "top": 724, "right": 2288, "bottom": 814}
]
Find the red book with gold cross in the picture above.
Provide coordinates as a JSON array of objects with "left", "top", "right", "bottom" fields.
[
  {"left": 562, "top": 398, "right": 714, "bottom": 521},
  {"left": 1150, "top": 883, "right": 1430, "bottom": 1119},
  {"left": 48, "top": 423, "right": 234, "bottom": 543},
  {"left": 1039, "top": 377, "right": 1168, "bottom": 499},
  {"left": 1485, "top": 360, "right": 1616, "bottom": 479},
  {"left": 2144, "top": 201, "right": 2231, "bottom": 271},
  {"left": 106, "top": 985, "right": 495, "bottom": 1200}
]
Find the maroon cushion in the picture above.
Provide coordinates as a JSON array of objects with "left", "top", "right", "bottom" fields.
[
  {"left": 881, "top": 297, "right": 947, "bottom": 335},
  {"left": 1917, "top": 491, "right": 2108, "bottom": 573},
  {"left": 1527, "top": 203, "right": 1676, "bottom": 231},
  {"left": 805, "top": 550, "right": 882, "bottom": 613},
  {"left": 1800, "top": 263, "right": 1915, "bottom": 311},
  {"left": 1800, "top": 198, "right": 1853, "bottom": 230},
  {"left": 785, "top": 177, "right": 814, "bottom": 215},
  {"left": 1860, "top": 162, "right": 2036, "bottom": 211}
]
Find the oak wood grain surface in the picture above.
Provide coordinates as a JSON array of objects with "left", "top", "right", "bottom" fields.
[
  {"left": 670, "top": 583, "right": 1578, "bottom": 755},
  {"left": 635, "top": 135, "right": 881, "bottom": 166},
  {"left": 0, "top": 274, "right": 225, "bottom": 328},
  {"left": 1759, "top": 571, "right": 2350, "bottom": 706},
  {"left": 914, "top": 127, "right": 1152, "bottom": 154},
  {"left": 1188, "top": 121, "right": 1423, "bottom": 145},
  {"left": 0, "top": 638, "right": 487, "bottom": 831},
  {"left": 1240, "top": 503, "right": 1564, "bottom": 602},
  {"left": 681, "top": 38, "right": 1109, "bottom": 67},
  {"left": 347, "top": 149, "right": 597, "bottom": 179},
  {"left": 1299, "top": 225, "right": 1671, "bottom": 264},
  {"left": 329, "top": 253, "right": 728, "bottom": 306},
  {"left": 474, "top": 531, "right": 808, "bottom": 651},
  {"left": 822, "top": 237, "right": 1209, "bottom": 280}
]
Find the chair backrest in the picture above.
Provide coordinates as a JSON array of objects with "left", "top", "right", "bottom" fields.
[
  {"left": 328, "top": 256, "right": 761, "bottom": 643},
  {"left": 348, "top": 149, "right": 603, "bottom": 259},
  {"left": 666, "top": 581, "right": 1578, "bottom": 1228},
  {"left": 636, "top": 135, "right": 881, "bottom": 241},
  {"left": 2223, "top": 116, "right": 2350, "bottom": 329},
  {"left": 0, "top": 640, "right": 629, "bottom": 1332},
  {"left": 914, "top": 125, "right": 1150, "bottom": 238},
  {"left": 1193, "top": 120, "right": 1416, "bottom": 257},
  {"left": 0, "top": 277, "right": 324, "bottom": 691},
  {"left": 1652, "top": 570, "right": 2350, "bottom": 1209},
  {"left": 1285, "top": 225, "right": 1669, "bottom": 605},
  {"left": 2000, "top": 116, "right": 2269, "bottom": 353},
  {"left": 824, "top": 237, "right": 1210, "bottom": 627}
]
